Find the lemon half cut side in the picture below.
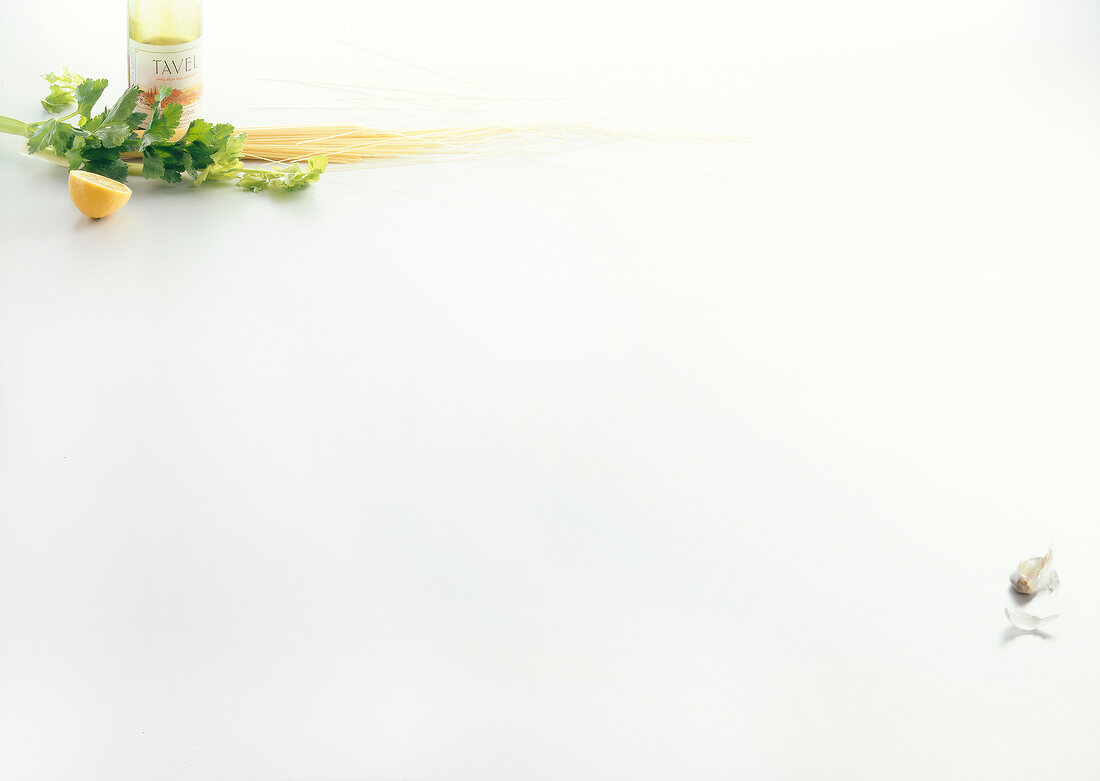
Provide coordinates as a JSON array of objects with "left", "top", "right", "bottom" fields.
[{"left": 68, "top": 169, "right": 132, "bottom": 219}]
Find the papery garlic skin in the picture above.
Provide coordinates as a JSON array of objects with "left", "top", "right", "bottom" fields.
[{"left": 1009, "top": 548, "right": 1057, "bottom": 594}]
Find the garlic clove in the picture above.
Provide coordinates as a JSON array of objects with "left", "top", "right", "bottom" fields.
[
  {"left": 1010, "top": 548, "right": 1057, "bottom": 594},
  {"left": 1009, "top": 570, "right": 1035, "bottom": 594},
  {"left": 1005, "top": 606, "right": 1059, "bottom": 631}
]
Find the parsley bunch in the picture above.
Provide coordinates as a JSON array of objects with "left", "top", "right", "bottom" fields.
[{"left": 0, "top": 69, "right": 326, "bottom": 192}]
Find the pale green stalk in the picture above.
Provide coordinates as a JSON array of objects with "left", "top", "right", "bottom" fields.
[
  {"left": 1, "top": 114, "right": 143, "bottom": 176},
  {"left": 0, "top": 115, "right": 28, "bottom": 136}
]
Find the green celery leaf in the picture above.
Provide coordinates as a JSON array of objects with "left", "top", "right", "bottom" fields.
[
  {"left": 158, "top": 166, "right": 184, "bottom": 184},
  {"left": 140, "top": 149, "right": 166, "bottom": 180},
  {"left": 72, "top": 78, "right": 108, "bottom": 122},
  {"left": 118, "top": 133, "right": 141, "bottom": 153},
  {"left": 63, "top": 132, "right": 129, "bottom": 182},
  {"left": 82, "top": 156, "right": 130, "bottom": 183},
  {"left": 142, "top": 141, "right": 188, "bottom": 183},
  {"left": 83, "top": 87, "right": 142, "bottom": 138},
  {"left": 92, "top": 120, "right": 135, "bottom": 148},
  {"left": 104, "top": 86, "right": 142, "bottom": 125},
  {"left": 177, "top": 120, "right": 219, "bottom": 177},
  {"left": 64, "top": 134, "right": 87, "bottom": 169},
  {"left": 236, "top": 172, "right": 267, "bottom": 192},
  {"left": 237, "top": 156, "right": 327, "bottom": 192},
  {"left": 118, "top": 134, "right": 140, "bottom": 154},
  {"left": 41, "top": 88, "right": 74, "bottom": 114},
  {"left": 140, "top": 87, "right": 182, "bottom": 150},
  {"left": 305, "top": 155, "right": 327, "bottom": 178},
  {"left": 39, "top": 68, "right": 84, "bottom": 113},
  {"left": 78, "top": 86, "right": 144, "bottom": 150},
  {"left": 194, "top": 129, "right": 246, "bottom": 185},
  {"left": 180, "top": 119, "right": 217, "bottom": 147},
  {"left": 82, "top": 108, "right": 107, "bottom": 135},
  {"left": 25, "top": 119, "right": 58, "bottom": 154},
  {"left": 178, "top": 149, "right": 194, "bottom": 179},
  {"left": 151, "top": 102, "right": 183, "bottom": 139},
  {"left": 25, "top": 119, "right": 75, "bottom": 156},
  {"left": 42, "top": 68, "right": 83, "bottom": 87},
  {"left": 80, "top": 145, "right": 123, "bottom": 166}
]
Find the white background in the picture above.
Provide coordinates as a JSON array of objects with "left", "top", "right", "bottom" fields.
[{"left": 3, "top": 1, "right": 1100, "bottom": 778}]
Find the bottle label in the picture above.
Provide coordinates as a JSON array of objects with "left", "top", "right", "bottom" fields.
[{"left": 127, "top": 37, "right": 202, "bottom": 128}]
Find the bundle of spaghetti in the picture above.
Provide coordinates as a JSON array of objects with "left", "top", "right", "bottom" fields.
[
  {"left": 237, "top": 124, "right": 517, "bottom": 164},
  {"left": 235, "top": 122, "right": 653, "bottom": 165}
]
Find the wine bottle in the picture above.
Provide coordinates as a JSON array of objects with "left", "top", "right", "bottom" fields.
[{"left": 127, "top": 0, "right": 202, "bottom": 129}]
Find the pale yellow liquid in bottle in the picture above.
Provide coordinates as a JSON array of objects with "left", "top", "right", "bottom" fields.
[{"left": 128, "top": 0, "right": 201, "bottom": 44}]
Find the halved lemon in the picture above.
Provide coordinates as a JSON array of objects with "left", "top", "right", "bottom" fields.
[{"left": 68, "top": 169, "right": 132, "bottom": 219}]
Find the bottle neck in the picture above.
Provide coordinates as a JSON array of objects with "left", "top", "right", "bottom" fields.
[{"left": 128, "top": 0, "right": 202, "bottom": 44}]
